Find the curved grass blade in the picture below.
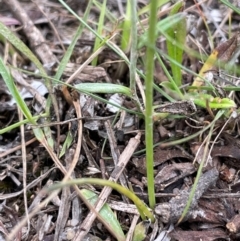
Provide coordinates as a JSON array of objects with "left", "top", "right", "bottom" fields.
[
  {"left": 0, "top": 58, "right": 35, "bottom": 123},
  {"left": 48, "top": 178, "right": 155, "bottom": 222},
  {"left": 54, "top": 0, "right": 93, "bottom": 80},
  {"left": 220, "top": 0, "right": 240, "bottom": 15},
  {"left": 0, "top": 22, "right": 46, "bottom": 77}
]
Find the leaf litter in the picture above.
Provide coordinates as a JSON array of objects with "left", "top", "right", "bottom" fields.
[{"left": 0, "top": 0, "right": 240, "bottom": 241}]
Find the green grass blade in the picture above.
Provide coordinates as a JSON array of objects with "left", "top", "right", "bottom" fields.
[
  {"left": 220, "top": 0, "right": 240, "bottom": 14},
  {"left": 0, "top": 57, "right": 52, "bottom": 147},
  {"left": 120, "top": 0, "right": 131, "bottom": 51},
  {"left": 165, "top": 1, "right": 186, "bottom": 86},
  {"left": 0, "top": 114, "right": 47, "bottom": 134},
  {"left": 58, "top": 0, "right": 130, "bottom": 65},
  {"left": 48, "top": 178, "right": 155, "bottom": 222},
  {"left": 54, "top": 0, "right": 93, "bottom": 80},
  {"left": 178, "top": 110, "right": 224, "bottom": 223},
  {"left": 138, "top": 13, "right": 185, "bottom": 49},
  {"left": 0, "top": 58, "right": 35, "bottom": 123},
  {"left": 92, "top": 0, "right": 107, "bottom": 66},
  {"left": 59, "top": 132, "right": 74, "bottom": 158},
  {"left": 138, "top": 0, "right": 170, "bottom": 15},
  {"left": 160, "top": 110, "right": 225, "bottom": 148},
  {"left": 81, "top": 189, "right": 125, "bottom": 240},
  {"left": 93, "top": 0, "right": 117, "bottom": 23},
  {"left": 0, "top": 22, "right": 47, "bottom": 77},
  {"left": 153, "top": 83, "right": 175, "bottom": 102},
  {"left": 156, "top": 53, "right": 183, "bottom": 100},
  {"left": 160, "top": 81, "right": 183, "bottom": 100},
  {"left": 129, "top": 0, "right": 138, "bottom": 93},
  {"left": 0, "top": 20, "right": 55, "bottom": 148},
  {"left": 145, "top": 0, "right": 158, "bottom": 209}
]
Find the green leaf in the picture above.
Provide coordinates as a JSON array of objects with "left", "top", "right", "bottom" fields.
[
  {"left": 132, "top": 221, "right": 150, "bottom": 241},
  {"left": 0, "top": 57, "right": 35, "bottom": 123},
  {"left": 0, "top": 22, "right": 46, "bottom": 77},
  {"left": 48, "top": 178, "right": 155, "bottom": 222},
  {"left": 0, "top": 21, "right": 55, "bottom": 148},
  {"left": 81, "top": 189, "right": 125, "bottom": 240},
  {"left": 189, "top": 94, "right": 236, "bottom": 109},
  {"left": 0, "top": 58, "right": 53, "bottom": 147},
  {"left": 74, "top": 83, "right": 132, "bottom": 97},
  {"left": 59, "top": 132, "right": 74, "bottom": 158}
]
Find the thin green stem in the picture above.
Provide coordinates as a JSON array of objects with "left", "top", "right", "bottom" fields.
[
  {"left": 120, "top": 1, "right": 131, "bottom": 51},
  {"left": 160, "top": 110, "right": 225, "bottom": 148},
  {"left": 55, "top": 0, "right": 93, "bottom": 80},
  {"left": 177, "top": 122, "right": 215, "bottom": 224},
  {"left": 156, "top": 53, "right": 184, "bottom": 99},
  {"left": 92, "top": 0, "right": 107, "bottom": 66},
  {"left": 0, "top": 113, "right": 48, "bottom": 134},
  {"left": 145, "top": 0, "right": 158, "bottom": 208},
  {"left": 59, "top": 0, "right": 130, "bottom": 66},
  {"left": 48, "top": 178, "right": 155, "bottom": 222},
  {"left": 129, "top": 0, "right": 137, "bottom": 94}
]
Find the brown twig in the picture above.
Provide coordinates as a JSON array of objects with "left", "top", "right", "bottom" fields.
[
  {"left": 73, "top": 132, "right": 141, "bottom": 240},
  {"left": 2, "top": 0, "right": 57, "bottom": 65}
]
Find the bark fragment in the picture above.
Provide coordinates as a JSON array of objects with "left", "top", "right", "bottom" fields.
[{"left": 155, "top": 168, "right": 219, "bottom": 223}]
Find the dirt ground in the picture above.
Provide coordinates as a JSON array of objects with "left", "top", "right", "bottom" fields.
[{"left": 1, "top": 0, "right": 240, "bottom": 240}]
